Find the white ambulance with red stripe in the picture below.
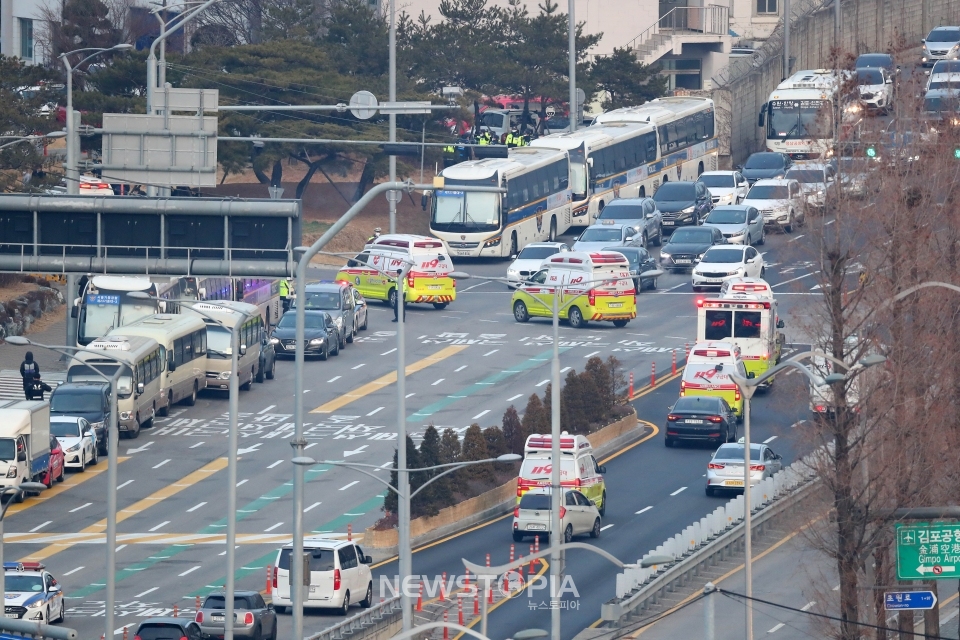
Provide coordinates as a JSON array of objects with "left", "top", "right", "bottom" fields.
[
  {"left": 680, "top": 342, "right": 748, "bottom": 420},
  {"left": 517, "top": 433, "right": 607, "bottom": 514}
]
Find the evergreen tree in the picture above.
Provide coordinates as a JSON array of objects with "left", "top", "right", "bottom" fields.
[
  {"left": 58, "top": 0, "right": 122, "bottom": 55},
  {"left": 439, "top": 428, "right": 464, "bottom": 493},
  {"left": 560, "top": 369, "right": 589, "bottom": 433},
  {"left": 384, "top": 446, "right": 399, "bottom": 514},
  {"left": 416, "top": 425, "right": 452, "bottom": 515},
  {"left": 589, "top": 47, "right": 667, "bottom": 111},
  {"left": 584, "top": 356, "right": 613, "bottom": 421},
  {"left": 461, "top": 423, "right": 493, "bottom": 483},
  {"left": 501, "top": 405, "right": 524, "bottom": 455},
  {"left": 521, "top": 393, "right": 549, "bottom": 439}
]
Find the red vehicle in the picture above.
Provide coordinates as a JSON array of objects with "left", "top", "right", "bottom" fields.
[{"left": 44, "top": 435, "right": 65, "bottom": 487}]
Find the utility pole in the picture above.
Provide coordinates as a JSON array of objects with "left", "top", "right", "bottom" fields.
[
  {"left": 568, "top": 0, "right": 578, "bottom": 132},
  {"left": 388, "top": 0, "right": 398, "bottom": 233}
]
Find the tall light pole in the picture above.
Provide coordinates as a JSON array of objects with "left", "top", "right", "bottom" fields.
[
  {"left": 388, "top": 0, "right": 398, "bottom": 234},
  {"left": 4, "top": 337, "right": 124, "bottom": 640},
  {"left": 0, "top": 132, "right": 65, "bottom": 151},
  {"left": 59, "top": 44, "right": 133, "bottom": 195},
  {"left": 568, "top": 0, "right": 578, "bottom": 132},
  {"left": 129, "top": 293, "right": 243, "bottom": 640}
]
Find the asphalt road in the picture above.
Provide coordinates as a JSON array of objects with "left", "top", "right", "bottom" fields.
[{"left": 5, "top": 211, "right": 836, "bottom": 639}]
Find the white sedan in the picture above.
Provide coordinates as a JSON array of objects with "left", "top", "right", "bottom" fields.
[
  {"left": 51, "top": 416, "right": 98, "bottom": 471},
  {"left": 692, "top": 245, "right": 765, "bottom": 291},
  {"left": 506, "top": 242, "right": 569, "bottom": 288},
  {"left": 699, "top": 170, "right": 750, "bottom": 206}
]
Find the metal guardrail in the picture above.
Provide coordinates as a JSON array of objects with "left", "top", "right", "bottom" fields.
[
  {"left": 624, "top": 5, "right": 730, "bottom": 54},
  {"left": 601, "top": 451, "right": 821, "bottom": 622},
  {"left": 305, "top": 596, "right": 402, "bottom": 640},
  {"left": 0, "top": 617, "right": 78, "bottom": 639}
]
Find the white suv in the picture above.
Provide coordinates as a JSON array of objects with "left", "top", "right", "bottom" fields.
[
  {"left": 741, "top": 179, "right": 805, "bottom": 233},
  {"left": 272, "top": 537, "right": 374, "bottom": 615}
]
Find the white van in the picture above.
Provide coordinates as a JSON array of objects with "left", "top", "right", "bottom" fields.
[
  {"left": 681, "top": 341, "right": 749, "bottom": 420},
  {"left": 272, "top": 537, "right": 374, "bottom": 615},
  {"left": 516, "top": 433, "right": 607, "bottom": 514}
]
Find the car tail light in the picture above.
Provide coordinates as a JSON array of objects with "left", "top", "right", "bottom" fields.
[
  {"left": 559, "top": 506, "right": 566, "bottom": 519},
  {"left": 815, "top": 405, "right": 826, "bottom": 412},
  {"left": 407, "top": 274, "right": 416, "bottom": 288},
  {"left": 588, "top": 289, "right": 596, "bottom": 306},
  {"left": 273, "top": 566, "right": 278, "bottom": 589},
  {"left": 750, "top": 464, "right": 765, "bottom": 471},
  {"left": 667, "top": 414, "right": 680, "bottom": 421},
  {"left": 134, "top": 636, "right": 142, "bottom": 640},
  {"left": 514, "top": 506, "right": 520, "bottom": 518},
  {"left": 708, "top": 416, "right": 723, "bottom": 423},
  {"left": 179, "top": 637, "right": 188, "bottom": 640},
  {"left": 735, "top": 387, "right": 741, "bottom": 401},
  {"left": 196, "top": 612, "right": 203, "bottom": 623},
  {"left": 244, "top": 612, "right": 254, "bottom": 625},
  {"left": 707, "top": 463, "right": 725, "bottom": 469},
  {"left": 334, "top": 568, "right": 341, "bottom": 591}
]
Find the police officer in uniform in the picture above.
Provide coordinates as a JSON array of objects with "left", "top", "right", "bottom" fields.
[
  {"left": 19, "top": 352, "right": 39, "bottom": 400},
  {"left": 392, "top": 269, "right": 407, "bottom": 323},
  {"left": 367, "top": 227, "right": 382, "bottom": 243},
  {"left": 279, "top": 279, "right": 291, "bottom": 312}
]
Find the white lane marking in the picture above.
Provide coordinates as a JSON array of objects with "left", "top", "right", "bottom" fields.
[
  {"left": 478, "top": 319, "right": 499, "bottom": 323},
  {"left": 187, "top": 502, "right": 207, "bottom": 513},
  {"left": 367, "top": 407, "right": 385, "bottom": 416},
  {"left": 636, "top": 506, "right": 653, "bottom": 515},
  {"left": 600, "top": 524, "right": 615, "bottom": 531},
  {"left": 381, "top": 349, "right": 397, "bottom": 356},
  {"left": 455, "top": 365, "right": 468, "bottom": 372},
  {"left": 788, "top": 234, "right": 806, "bottom": 242},
  {"left": 304, "top": 442, "right": 317, "bottom": 450},
  {"left": 115, "top": 545, "right": 127, "bottom": 552},
  {"left": 258, "top": 405, "right": 276, "bottom": 414},
  {"left": 265, "top": 522, "right": 284, "bottom": 532},
  {"left": 267, "top": 460, "right": 283, "bottom": 469},
  {"left": 340, "top": 481, "right": 360, "bottom": 491},
  {"left": 519, "top": 336, "right": 529, "bottom": 341},
  {"left": 763, "top": 436, "right": 778, "bottom": 444},
  {"left": 352, "top": 364, "right": 366, "bottom": 370},
  {"left": 462, "top": 281, "right": 490, "bottom": 292},
  {"left": 432, "top": 378, "right": 445, "bottom": 386},
  {"left": 29, "top": 521, "right": 52, "bottom": 533},
  {"left": 507, "top": 394, "right": 523, "bottom": 401},
  {"left": 117, "top": 480, "right": 134, "bottom": 489},
  {"left": 190, "top": 442, "right": 204, "bottom": 449},
  {"left": 179, "top": 566, "right": 201, "bottom": 577},
  {"left": 418, "top": 335, "right": 427, "bottom": 340},
  {"left": 304, "top": 502, "right": 322, "bottom": 512},
  {"left": 790, "top": 420, "right": 807, "bottom": 429},
  {"left": 380, "top": 461, "right": 393, "bottom": 468},
  {"left": 768, "top": 623, "right": 785, "bottom": 633},
  {"left": 801, "top": 601, "right": 816, "bottom": 611},
  {"left": 832, "top": 585, "right": 840, "bottom": 591},
  {"left": 484, "top": 349, "right": 499, "bottom": 356},
  {"left": 584, "top": 350, "right": 600, "bottom": 358},
  {"left": 772, "top": 271, "right": 820, "bottom": 288},
  {"left": 148, "top": 521, "right": 170, "bottom": 532},
  {"left": 561, "top": 367, "right": 572, "bottom": 373},
  {"left": 825, "top": 219, "right": 835, "bottom": 225},
  {"left": 136, "top": 587, "right": 159, "bottom": 598},
  {"left": 328, "top": 376, "right": 342, "bottom": 383},
  {"left": 63, "top": 567, "right": 84, "bottom": 576},
  {"left": 153, "top": 459, "right": 171, "bottom": 469},
  {"left": 236, "top": 479, "right": 248, "bottom": 487},
  {"left": 536, "top": 379, "right": 550, "bottom": 387},
  {"left": 473, "top": 410, "right": 491, "bottom": 420},
  {"left": 406, "top": 393, "right": 416, "bottom": 398},
  {"left": 670, "top": 486, "right": 687, "bottom": 496},
  {"left": 663, "top": 282, "right": 687, "bottom": 292}
]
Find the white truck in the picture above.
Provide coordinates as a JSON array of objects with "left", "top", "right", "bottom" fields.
[{"left": 0, "top": 401, "right": 52, "bottom": 502}]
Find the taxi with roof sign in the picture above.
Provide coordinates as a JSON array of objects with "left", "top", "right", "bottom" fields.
[
  {"left": 680, "top": 342, "right": 749, "bottom": 419},
  {"left": 511, "top": 250, "right": 636, "bottom": 328},
  {"left": 336, "top": 234, "right": 456, "bottom": 310},
  {"left": 2, "top": 562, "right": 64, "bottom": 624}
]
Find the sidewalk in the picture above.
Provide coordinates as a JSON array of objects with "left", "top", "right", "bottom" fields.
[{"left": 0, "top": 312, "right": 69, "bottom": 374}]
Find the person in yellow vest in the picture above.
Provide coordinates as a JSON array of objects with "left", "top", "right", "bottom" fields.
[{"left": 279, "top": 278, "right": 291, "bottom": 312}]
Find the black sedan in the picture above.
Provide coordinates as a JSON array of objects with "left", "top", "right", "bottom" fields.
[
  {"left": 738, "top": 152, "right": 793, "bottom": 185},
  {"left": 604, "top": 246, "right": 661, "bottom": 292},
  {"left": 652, "top": 181, "right": 713, "bottom": 230},
  {"left": 658, "top": 226, "right": 725, "bottom": 272},
  {"left": 665, "top": 396, "right": 738, "bottom": 447},
  {"left": 270, "top": 310, "right": 340, "bottom": 360}
]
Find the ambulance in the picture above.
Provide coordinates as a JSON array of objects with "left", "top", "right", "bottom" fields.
[
  {"left": 336, "top": 234, "right": 457, "bottom": 309},
  {"left": 511, "top": 250, "right": 636, "bottom": 328},
  {"left": 696, "top": 282, "right": 785, "bottom": 387},
  {"left": 680, "top": 341, "right": 749, "bottom": 419},
  {"left": 516, "top": 433, "right": 607, "bottom": 514}
]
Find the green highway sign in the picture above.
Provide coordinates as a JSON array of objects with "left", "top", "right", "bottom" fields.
[{"left": 896, "top": 522, "right": 960, "bottom": 580}]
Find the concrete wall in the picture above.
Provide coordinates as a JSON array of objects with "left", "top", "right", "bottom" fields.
[{"left": 711, "top": 0, "right": 960, "bottom": 165}]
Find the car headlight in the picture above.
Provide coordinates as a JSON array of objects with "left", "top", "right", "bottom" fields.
[
  {"left": 309, "top": 338, "right": 324, "bottom": 345},
  {"left": 26, "top": 600, "right": 43, "bottom": 609},
  {"left": 65, "top": 443, "right": 81, "bottom": 453},
  {"left": 507, "top": 269, "right": 518, "bottom": 276},
  {"left": 269, "top": 337, "right": 279, "bottom": 344},
  {"left": 6, "top": 467, "right": 17, "bottom": 478},
  {"left": 119, "top": 411, "right": 131, "bottom": 420},
  {"left": 681, "top": 206, "right": 695, "bottom": 214},
  {"left": 697, "top": 253, "right": 705, "bottom": 261},
  {"left": 483, "top": 236, "right": 502, "bottom": 248},
  {"left": 219, "top": 371, "right": 231, "bottom": 380},
  {"left": 660, "top": 251, "right": 671, "bottom": 259}
]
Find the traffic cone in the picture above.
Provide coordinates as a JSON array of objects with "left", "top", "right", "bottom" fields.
[
  {"left": 672, "top": 350, "right": 677, "bottom": 375},
  {"left": 196, "top": 595, "right": 201, "bottom": 613},
  {"left": 465, "top": 568, "right": 471, "bottom": 590},
  {"left": 650, "top": 362, "right": 656, "bottom": 387},
  {"left": 510, "top": 544, "right": 515, "bottom": 563},
  {"left": 265, "top": 566, "right": 272, "bottom": 595},
  {"left": 488, "top": 581, "right": 493, "bottom": 604},
  {"left": 416, "top": 582, "right": 423, "bottom": 611},
  {"left": 443, "top": 610, "right": 449, "bottom": 640},
  {"left": 458, "top": 595, "right": 464, "bottom": 625},
  {"left": 440, "top": 572, "right": 447, "bottom": 602},
  {"left": 347, "top": 524, "right": 352, "bottom": 541},
  {"left": 628, "top": 371, "right": 634, "bottom": 397},
  {"left": 534, "top": 537, "right": 540, "bottom": 567},
  {"left": 122, "top": 627, "right": 128, "bottom": 640},
  {"left": 519, "top": 556, "right": 525, "bottom": 579},
  {"left": 173, "top": 604, "right": 178, "bottom": 618},
  {"left": 486, "top": 553, "right": 490, "bottom": 568},
  {"left": 529, "top": 545, "right": 535, "bottom": 573},
  {"left": 473, "top": 585, "right": 480, "bottom": 615}
]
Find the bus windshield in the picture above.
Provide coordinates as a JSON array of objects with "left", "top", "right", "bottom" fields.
[
  {"left": 206, "top": 325, "right": 234, "bottom": 359},
  {"left": 767, "top": 100, "right": 832, "bottom": 139},
  {"left": 570, "top": 161, "right": 588, "bottom": 200},
  {"left": 67, "top": 364, "right": 133, "bottom": 397},
  {"left": 79, "top": 292, "right": 157, "bottom": 345},
  {"left": 431, "top": 189, "right": 500, "bottom": 233}
]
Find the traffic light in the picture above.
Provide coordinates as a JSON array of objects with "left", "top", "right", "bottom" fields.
[{"left": 865, "top": 145, "right": 877, "bottom": 158}]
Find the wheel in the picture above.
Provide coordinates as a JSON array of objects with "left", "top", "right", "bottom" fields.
[
  {"left": 757, "top": 227, "right": 765, "bottom": 245},
  {"left": 563, "top": 525, "right": 573, "bottom": 544},
  {"left": 339, "top": 592, "right": 350, "bottom": 616},
  {"left": 347, "top": 326, "right": 355, "bottom": 344},
  {"left": 568, "top": 306, "right": 586, "bottom": 328},
  {"left": 44, "top": 469, "right": 53, "bottom": 489},
  {"left": 784, "top": 212, "right": 794, "bottom": 233},
  {"left": 590, "top": 518, "right": 601, "bottom": 538},
  {"left": 54, "top": 599, "right": 64, "bottom": 623},
  {"left": 269, "top": 621, "right": 277, "bottom": 640},
  {"left": 513, "top": 300, "right": 530, "bottom": 323},
  {"left": 274, "top": 606, "right": 287, "bottom": 614},
  {"left": 241, "top": 372, "right": 253, "bottom": 391},
  {"left": 433, "top": 303, "right": 448, "bottom": 310},
  {"left": 705, "top": 486, "right": 716, "bottom": 497},
  {"left": 549, "top": 217, "right": 557, "bottom": 242},
  {"left": 157, "top": 401, "right": 169, "bottom": 417},
  {"left": 664, "top": 437, "right": 674, "bottom": 448},
  {"left": 388, "top": 288, "right": 398, "bottom": 309},
  {"left": 612, "top": 319, "right": 628, "bottom": 328},
  {"left": 698, "top": 161, "right": 704, "bottom": 176},
  {"left": 760, "top": 266, "right": 766, "bottom": 278},
  {"left": 91, "top": 444, "right": 98, "bottom": 466},
  {"left": 78, "top": 450, "right": 86, "bottom": 473},
  {"left": 641, "top": 232, "right": 648, "bottom": 249},
  {"left": 509, "top": 233, "right": 518, "bottom": 257},
  {"left": 361, "top": 314, "right": 368, "bottom": 330},
  {"left": 339, "top": 330, "right": 347, "bottom": 351},
  {"left": 332, "top": 336, "right": 341, "bottom": 356},
  {"left": 266, "top": 358, "right": 276, "bottom": 380},
  {"left": 512, "top": 531, "right": 525, "bottom": 542},
  {"left": 648, "top": 277, "right": 658, "bottom": 291},
  {"left": 727, "top": 425, "right": 737, "bottom": 442},
  {"left": 13, "top": 489, "right": 23, "bottom": 504},
  {"left": 360, "top": 582, "right": 373, "bottom": 608},
  {"left": 320, "top": 344, "right": 329, "bottom": 361},
  {"left": 692, "top": 286, "right": 701, "bottom": 293},
  {"left": 653, "top": 225, "right": 663, "bottom": 246},
  {"left": 252, "top": 624, "right": 261, "bottom": 640},
  {"left": 128, "top": 419, "right": 141, "bottom": 440},
  {"left": 183, "top": 381, "right": 198, "bottom": 406},
  {"left": 256, "top": 362, "right": 266, "bottom": 383},
  {"left": 598, "top": 491, "right": 606, "bottom": 516},
  {"left": 57, "top": 464, "right": 64, "bottom": 483}
]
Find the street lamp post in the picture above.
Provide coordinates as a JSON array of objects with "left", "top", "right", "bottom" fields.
[
  {"left": 59, "top": 44, "right": 133, "bottom": 195},
  {"left": 4, "top": 337, "right": 127, "bottom": 640},
  {"left": 0, "top": 132, "right": 66, "bottom": 152},
  {"left": 0, "top": 484, "right": 48, "bottom": 605}
]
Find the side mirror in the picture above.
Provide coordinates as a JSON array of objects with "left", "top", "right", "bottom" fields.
[
  {"left": 625, "top": 235, "right": 634, "bottom": 243},
  {"left": 71, "top": 307, "right": 79, "bottom": 318},
  {"left": 240, "top": 344, "right": 247, "bottom": 356},
  {"left": 747, "top": 257, "right": 755, "bottom": 263},
  {"left": 49, "top": 585, "right": 60, "bottom": 593},
  {"left": 587, "top": 157, "right": 594, "bottom": 167},
  {"left": 886, "top": 78, "right": 893, "bottom": 84},
  {"left": 597, "top": 465, "right": 607, "bottom": 474},
  {"left": 777, "top": 319, "right": 785, "bottom": 329},
  {"left": 136, "top": 382, "right": 145, "bottom": 394},
  {"left": 758, "top": 111, "right": 765, "bottom": 127},
  {"left": 267, "top": 603, "right": 275, "bottom": 610},
  {"left": 747, "top": 372, "right": 756, "bottom": 379},
  {"left": 421, "top": 193, "right": 429, "bottom": 211},
  {"left": 169, "top": 361, "right": 176, "bottom": 373},
  {"left": 363, "top": 555, "right": 373, "bottom": 564},
  {"left": 17, "top": 451, "right": 25, "bottom": 462},
  {"left": 734, "top": 165, "right": 743, "bottom": 171}
]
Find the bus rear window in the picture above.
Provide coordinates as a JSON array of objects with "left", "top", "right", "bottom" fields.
[{"left": 704, "top": 310, "right": 732, "bottom": 340}]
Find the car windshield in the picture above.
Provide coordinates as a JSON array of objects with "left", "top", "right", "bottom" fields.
[
  {"left": 517, "top": 246, "right": 560, "bottom": 260},
  {"left": 713, "top": 445, "right": 763, "bottom": 461},
  {"left": 856, "top": 54, "right": 891, "bottom": 68},
  {"left": 933, "top": 60, "right": 960, "bottom": 73},
  {"left": 519, "top": 493, "right": 552, "bottom": 509},
  {"left": 924, "top": 95, "right": 960, "bottom": 113},
  {"left": 598, "top": 203, "right": 645, "bottom": 219},
  {"left": 699, "top": 174, "right": 736, "bottom": 188},
  {"left": 668, "top": 228, "right": 714, "bottom": 244},
  {"left": 204, "top": 596, "right": 251, "bottom": 610},
  {"left": 278, "top": 548, "right": 336, "bottom": 571},
  {"left": 673, "top": 397, "right": 720, "bottom": 412},
  {"left": 785, "top": 169, "right": 825, "bottom": 184},
  {"left": 857, "top": 69, "right": 884, "bottom": 85},
  {"left": 303, "top": 291, "right": 341, "bottom": 310},
  {"left": 929, "top": 80, "right": 960, "bottom": 90},
  {"left": 928, "top": 28, "right": 960, "bottom": 42},
  {"left": 654, "top": 183, "right": 695, "bottom": 200},
  {"left": 5, "top": 575, "right": 43, "bottom": 592},
  {"left": 579, "top": 228, "right": 623, "bottom": 242},
  {"left": 744, "top": 154, "right": 784, "bottom": 170},
  {"left": 51, "top": 421, "right": 81, "bottom": 438},
  {"left": 701, "top": 248, "right": 744, "bottom": 263},
  {"left": 746, "top": 185, "right": 788, "bottom": 199},
  {"left": 135, "top": 624, "right": 189, "bottom": 640},
  {"left": 0, "top": 440, "right": 15, "bottom": 461},
  {"left": 705, "top": 208, "right": 746, "bottom": 224},
  {"left": 50, "top": 391, "right": 102, "bottom": 413},
  {"left": 278, "top": 313, "right": 326, "bottom": 329}
]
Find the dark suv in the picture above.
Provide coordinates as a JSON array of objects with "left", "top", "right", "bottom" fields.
[
  {"left": 738, "top": 152, "right": 793, "bottom": 185},
  {"left": 296, "top": 281, "right": 356, "bottom": 349},
  {"left": 652, "top": 181, "right": 713, "bottom": 231}
]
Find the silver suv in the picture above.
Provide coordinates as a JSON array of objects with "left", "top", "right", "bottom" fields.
[
  {"left": 922, "top": 26, "right": 960, "bottom": 67},
  {"left": 297, "top": 281, "right": 357, "bottom": 349}
]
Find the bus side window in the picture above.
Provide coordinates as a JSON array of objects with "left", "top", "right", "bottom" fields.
[
  {"left": 174, "top": 338, "right": 184, "bottom": 368},
  {"left": 193, "top": 330, "right": 205, "bottom": 358}
]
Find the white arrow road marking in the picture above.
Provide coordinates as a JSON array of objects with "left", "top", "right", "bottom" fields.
[
  {"left": 344, "top": 445, "right": 368, "bottom": 458},
  {"left": 237, "top": 443, "right": 263, "bottom": 455},
  {"left": 340, "top": 481, "right": 360, "bottom": 491},
  {"left": 125, "top": 441, "right": 154, "bottom": 454}
]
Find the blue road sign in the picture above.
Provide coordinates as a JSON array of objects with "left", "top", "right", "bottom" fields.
[{"left": 884, "top": 591, "right": 937, "bottom": 611}]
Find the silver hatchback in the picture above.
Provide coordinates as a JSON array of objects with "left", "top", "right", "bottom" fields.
[
  {"left": 512, "top": 488, "right": 601, "bottom": 543},
  {"left": 705, "top": 440, "right": 784, "bottom": 496}
]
